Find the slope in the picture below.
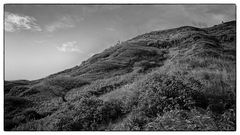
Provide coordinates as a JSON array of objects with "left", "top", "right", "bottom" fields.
[{"left": 4, "top": 21, "right": 236, "bottom": 131}]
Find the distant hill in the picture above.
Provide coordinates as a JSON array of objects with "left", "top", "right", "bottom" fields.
[{"left": 4, "top": 21, "right": 236, "bottom": 131}]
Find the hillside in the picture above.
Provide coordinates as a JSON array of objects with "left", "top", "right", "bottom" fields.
[{"left": 4, "top": 21, "right": 236, "bottom": 131}]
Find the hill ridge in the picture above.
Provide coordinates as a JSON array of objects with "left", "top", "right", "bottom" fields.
[
  {"left": 45, "top": 20, "right": 235, "bottom": 81},
  {"left": 4, "top": 20, "right": 236, "bottom": 131}
]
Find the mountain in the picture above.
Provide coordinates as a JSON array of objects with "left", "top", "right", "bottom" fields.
[{"left": 4, "top": 21, "right": 236, "bottom": 131}]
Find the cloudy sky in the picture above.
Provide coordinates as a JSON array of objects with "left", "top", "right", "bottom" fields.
[{"left": 5, "top": 4, "right": 235, "bottom": 80}]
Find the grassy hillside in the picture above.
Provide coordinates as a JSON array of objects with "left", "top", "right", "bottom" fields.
[{"left": 4, "top": 21, "right": 236, "bottom": 131}]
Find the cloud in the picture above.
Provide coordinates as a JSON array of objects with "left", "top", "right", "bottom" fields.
[
  {"left": 45, "top": 16, "right": 81, "bottom": 32},
  {"left": 5, "top": 12, "right": 42, "bottom": 32},
  {"left": 57, "top": 41, "right": 81, "bottom": 53}
]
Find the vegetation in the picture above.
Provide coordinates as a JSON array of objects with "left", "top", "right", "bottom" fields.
[
  {"left": 4, "top": 96, "right": 34, "bottom": 130},
  {"left": 4, "top": 21, "right": 236, "bottom": 131},
  {"left": 44, "top": 76, "right": 90, "bottom": 102}
]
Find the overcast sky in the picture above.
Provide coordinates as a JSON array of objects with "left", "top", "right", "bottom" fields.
[{"left": 4, "top": 4, "right": 235, "bottom": 80}]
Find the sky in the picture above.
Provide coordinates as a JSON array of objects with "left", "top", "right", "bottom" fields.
[{"left": 4, "top": 4, "right": 236, "bottom": 80}]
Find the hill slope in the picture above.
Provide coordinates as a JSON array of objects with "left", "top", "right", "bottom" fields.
[{"left": 4, "top": 21, "right": 236, "bottom": 131}]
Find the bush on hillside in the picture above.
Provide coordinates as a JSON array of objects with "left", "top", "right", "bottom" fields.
[
  {"left": 46, "top": 76, "right": 90, "bottom": 90},
  {"left": 4, "top": 96, "right": 33, "bottom": 130},
  {"left": 56, "top": 97, "right": 126, "bottom": 131},
  {"left": 85, "top": 72, "right": 139, "bottom": 97},
  {"left": 4, "top": 80, "right": 30, "bottom": 94},
  {"left": 112, "top": 110, "right": 150, "bottom": 131},
  {"left": 6, "top": 108, "right": 44, "bottom": 131},
  {"left": 44, "top": 76, "right": 90, "bottom": 102},
  {"left": 216, "top": 109, "right": 236, "bottom": 130},
  {"left": 8, "top": 86, "right": 29, "bottom": 96},
  {"left": 145, "top": 108, "right": 218, "bottom": 131},
  {"left": 136, "top": 74, "right": 208, "bottom": 117},
  {"left": 4, "top": 96, "right": 33, "bottom": 115}
]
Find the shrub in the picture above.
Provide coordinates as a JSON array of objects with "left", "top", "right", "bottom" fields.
[
  {"left": 100, "top": 99, "right": 126, "bottom": 123},
  {"left": 100, "top": 83, "right": 140, "bottom": 114},
  {"left": 19, "top": 85, "right": 42, "bottom": 97},
  {"left": 4, "top": 96, "right": 35, "bottom": 130},
  {"left": 55, "top": 114, "right": 75, "bottom": 131},
  {"left": 85, "top": 72, "right": 140, "bottom": 97},
  {"left": 4, "top": 119, "right": 18, "bottom": 131},
  {"left": 216, "top": 109, "right": 236, "bottom": 130},
  {"left": 4, "top": 96, "right": 33, "bottom": 115},
  {"left": 145, "top": 108, "right": 218, "bottom": 131},
  {"left": 44, "top": 76, "right": 90, "bottom": 102},
  {"left": 8, "top": 86, "right": 29, "bottom": 96},
  {"left": 58, "top": 97, "right": 126, "bottom": 131},
  {"left": 13, "top": 119, "right": 48, "bottom": 131},
  {"left": 113, "top": 111, "right": 150, "bottom": 131},
  {"left": 136, "top": 73, "right": 208, "bottom": 117},
  {"left": 6, "top": 108, "right": 45, "bottom": 131},
  {"left": 22, "top": 109, "right": 43, "bottom": 121},
  {"left": 61, "top": 97, "right": 104, "bottom": 130},
  {"left": 4, "top": 80, "right": 30, "bottom": 94},
  {"left": 45, "top": 76, "right": 90, "bottom": 90}
]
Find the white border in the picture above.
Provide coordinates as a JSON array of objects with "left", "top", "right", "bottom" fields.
[{"left": 0, "top": 0, "right": 238, "bottom": 135}]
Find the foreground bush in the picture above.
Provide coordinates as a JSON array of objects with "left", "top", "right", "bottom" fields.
[
  {"left": 111, "top": 110, "right": 151, "bottom": 131},
  {"left": 216, "top": 109, "right": 236, "bottom": 130},
  {"left": 4, "top": 96, "right": 34, "bottom": 130},
  {"left": 55, "top": 97, "right": 126, "bottom": 131},
  {"left": 145, "top": 108, "right": 218, "bottom": 131},
  {"left": 136, "top": 73, "right": 208, "bottom": 117}
]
